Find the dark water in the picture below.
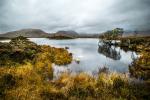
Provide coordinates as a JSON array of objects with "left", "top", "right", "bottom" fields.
[{"left": 29, "top": 38, "right": 138, "bottom": 76}]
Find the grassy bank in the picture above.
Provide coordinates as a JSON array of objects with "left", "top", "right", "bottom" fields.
[
  {"left": 118, "top": 37, "right": 150, "bottom": 81},
  {"left": 129, "top": 45, "right": 150, "bottom": 81}
]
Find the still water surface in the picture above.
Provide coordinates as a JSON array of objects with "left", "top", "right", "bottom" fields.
[{"left": 29, "top": 38, "right": 138, "bottom": 76}]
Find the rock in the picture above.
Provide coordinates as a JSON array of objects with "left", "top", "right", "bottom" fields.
[
  {"left": 65, "top": 47, "right": 69, "bottom": 49},
  {"left": 74, "top": 58, "right": 80, "bottom": 64}
]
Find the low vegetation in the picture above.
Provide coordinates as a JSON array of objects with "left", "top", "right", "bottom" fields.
[
  {"left": 1, "top": 68, "right": 150, "bottom": 100},
  {"left": 0, "top": 36, "right": 72, "bottom": 66},
  {"left": 0, "top": 36, "right": 150, "bottom": 99},
  {"left": 129, "top": 39, "right": 150, "bottom": 81},
  {"left": 119, "top": 36, "right": 150, "bottom": 52}
]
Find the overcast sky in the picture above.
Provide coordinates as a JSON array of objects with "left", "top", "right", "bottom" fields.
[{"left": 0, "top": 0, "right": 150, "bottom": 33}]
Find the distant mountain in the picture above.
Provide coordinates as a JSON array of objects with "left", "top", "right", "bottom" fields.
[
  {"left": 3, "top": 29, "right": 149, "bottom": 39},
  {"left": 49, "top": 30, "right": 79, "bottom": 39},
  {"left": 0, "top": 29, "right": 100, "bottom": 39},
  {"left": 0, "top": 29, "right": 50, "bottom": 38}
]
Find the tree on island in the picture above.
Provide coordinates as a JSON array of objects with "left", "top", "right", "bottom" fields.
[{"left": 101, "top": 28, "right": 124, "bottom": 40}]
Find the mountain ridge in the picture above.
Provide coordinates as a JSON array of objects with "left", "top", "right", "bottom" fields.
[
  {"left": 0, "top": 29, "right": 150, "bottom": 39},
  {"left": 0, "top": 29, "right": 50, "bottom": 38}
]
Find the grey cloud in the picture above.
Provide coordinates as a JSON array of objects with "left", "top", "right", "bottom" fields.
[
  {"left": 109, "top": 0, "right": 150, "bottom": 31},
  {"left": 0, "top": 0, "right": 150, "bottom": 33}
]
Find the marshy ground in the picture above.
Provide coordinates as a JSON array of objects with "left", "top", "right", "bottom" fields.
[{"left": 0, "top": 36, "right": 150, "bottom": 100}]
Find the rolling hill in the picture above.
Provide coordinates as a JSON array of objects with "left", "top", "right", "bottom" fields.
[{"left": 0, "top": 29, "right": 50, "bottom": 38}]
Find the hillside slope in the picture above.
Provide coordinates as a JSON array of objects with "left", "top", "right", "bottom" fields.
[
  {"left": 49, "top": 30, "right": 79, "bottom": 39},
  {"left": 0, "top": 29, "right": 50, "bottom": 38}
]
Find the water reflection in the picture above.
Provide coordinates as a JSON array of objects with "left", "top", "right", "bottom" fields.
[
  {"left": 98, "top": 44, "right": 121, "bottom": 60},
  {"left": 26, "top": 38, "right": 138, "bottom": 77}
]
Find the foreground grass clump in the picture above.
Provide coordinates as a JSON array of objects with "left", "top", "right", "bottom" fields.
[
  {"left": 48, "top": 72, "right": 149, "bottom": 100},
  {"left": 0, "top": 67, "right": 150, "bottom": 99},
  {"left": 0, "top": 63, "right": 43, "bottom": 99}
]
